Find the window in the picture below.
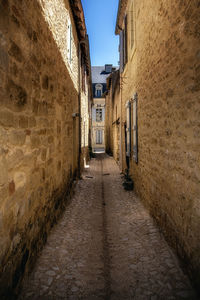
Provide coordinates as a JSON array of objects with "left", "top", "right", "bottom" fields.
[
  {"left": 132, "top": 93, "right": 138, "bottom": 163},
  {"left": 95, "top": 84, "right": 103, "bottom": 97},
  {"left": 97, "top": 90, "right": 102, "bottom": 97},
  {"left": 96, "top": 130, "right": 102, "bottom": 144},
  {"left": 96, "top": 108, "right": 102, "bottom": 122},
  {"left": 126, "top": 100, "right": 131, "bottom": 157},
  {"left": 105, "top": 64, "right": 112, "bottom": 73},
  {"left": 67, "top": 20, "right": 72, "bottom": 63}
]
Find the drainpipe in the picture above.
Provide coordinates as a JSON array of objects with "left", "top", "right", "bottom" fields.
[
  {"left": 120, "top": 73, "right": 123, "bottom": 172},
  {"left": 78, "top": 38, "right": 87, "bottom": 178}
]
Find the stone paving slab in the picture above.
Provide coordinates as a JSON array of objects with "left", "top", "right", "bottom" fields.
[{"left": 19, "top": 154, "right": 197, "bottom": 299}]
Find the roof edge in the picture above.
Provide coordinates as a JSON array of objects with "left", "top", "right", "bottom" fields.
[
  {"left": 70, "top": 0, "right": 86, "bottom": 40},
  {"left": 115, "top": 0, "right": 128, "bottom": 35}
]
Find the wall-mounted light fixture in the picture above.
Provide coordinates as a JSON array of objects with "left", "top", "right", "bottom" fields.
[{"left": 72, "top": 112, "right": 80, "bottom": 118}]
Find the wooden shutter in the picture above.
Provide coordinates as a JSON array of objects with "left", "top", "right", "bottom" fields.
[
  {"left": 133, "top": 93, "right": 138, "bottom": 163},
  {"left": 126, "top": 101, "right": 131, "bottom": 157}
]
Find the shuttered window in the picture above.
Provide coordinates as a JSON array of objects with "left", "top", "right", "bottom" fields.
[
  {"left": 132, "top": 93, "right": 138, "bottom": 163},
  {"left": 126, "top": 101, "right": 131, "bottom": 157},
  {"left": 96, "top": 130, "right": 102, "bottom": 144}
]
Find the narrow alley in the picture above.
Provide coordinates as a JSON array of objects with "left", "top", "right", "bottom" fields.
[{"left": 19, "top": 155, "right": 196, "bottom": 300}]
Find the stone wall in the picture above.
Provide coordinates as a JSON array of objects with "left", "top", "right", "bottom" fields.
[
  {"left": 81, "top": 85, "right": 90, "bottom": 168},
  {"left": 105, "top": 92, "right": 113, "bottom": 154},
  {"left": 105, "top": 74, "right": 121, "bottom": 164},
  {"left": 117, "top": 0, "right": 200, "bottom": 290},
  {"left": 0, "top": 0, "right": 81, "bottom": 297}
]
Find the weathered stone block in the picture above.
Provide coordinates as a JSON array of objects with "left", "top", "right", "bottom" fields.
[
  {"left": 7, "top": 79, "right": 27, "bottom": 110},
  {"left": 14, "top": 172, "right": 26, "bottom": 190},
  {"left": 41, "top": 148, "right": 47, "bottom": 161},
  {"left": 0, "top": 110, "right": 14, "bottom": 127},
  {"left": 0, "top": 157, "right": 8, "bottom": 186},
  {"left": 19, "top": 115, "right": 28, "bottom": 128},
  {"left": 30, "top": 135, "right": 41, "bottom": 148},
  {"left": 0, "top": 47, "right": 8, "bottom": 71},
  {"left": 48, "top": 136, "right": 54, "bottom": 144},
  {"left": 29, "top": 117, "right": 36, "bottom": 128},
  {"left": 9, "top": 181, "right": 15, "bottom": 196},
  {"left": 8, "top": 41, "right": 23, "bottom": 63},
  {"left": 0, "top": 185, "right": 8, "bottom": 205},
  {"left": 8, "top": 130, "right": 26, "bottom": 146},
  {"left": 42, "top": 75, "right": 49, "bottom": 90},
  {"left": 7, "top": 149, "right": 24, "bottom": 171}
]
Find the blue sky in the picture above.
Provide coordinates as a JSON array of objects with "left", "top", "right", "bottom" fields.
[{"left": 82, "top": 0, "right": 119, "bottom": 67}]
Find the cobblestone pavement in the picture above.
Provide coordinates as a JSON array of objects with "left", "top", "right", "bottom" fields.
[{"left": 19, "top": 154, "right": 197, "bottom": 300}]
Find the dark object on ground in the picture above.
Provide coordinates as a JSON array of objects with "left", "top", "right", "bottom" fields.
[
  {"left": 89, "top": 147, "right": 96, "bottom": 158},
  {"left": 103, "top": 173, "right": 110, "bottom": 176},
  {"left": 123, "top": 168, "right": 134, "bottom": 190},
  {"left": 123, "top": 180, "right": 134, "bottom": 190}
]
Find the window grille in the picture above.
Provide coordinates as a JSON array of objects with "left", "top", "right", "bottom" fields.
[{"left": 96, "top": 130, "right": 102, "bottom": 144}]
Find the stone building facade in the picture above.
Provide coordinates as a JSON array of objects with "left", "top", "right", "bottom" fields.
[
  {"left": 105, "top": 70, "right": 121, "bottom": 163},
  {"left": 0, "top": 0, "right": 91, "bottom": 297},
  {"left": 91, "top": 65, "right": 114, "bottom": 152},
  {"left": 106, "top": 0, "right": 200, "bottom": 290}
]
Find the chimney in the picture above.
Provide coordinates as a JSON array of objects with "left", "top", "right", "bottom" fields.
[{"left": 105, "top": 64, "right": 112, "bottom": 73}]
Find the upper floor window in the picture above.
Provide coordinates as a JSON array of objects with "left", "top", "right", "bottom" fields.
[
  {"left": 105, "top": 64, "right": 112, "bottom": 73},
  {"left": 96, "top": 108, "right": 102, "bottom": 122},
  {"left": 95, "top": 84, "right": 103, "bottom": 97}
]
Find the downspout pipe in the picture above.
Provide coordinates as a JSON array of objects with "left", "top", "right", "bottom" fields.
[{"left": 78, "top": 39, "right": 87, "bottom": 178}]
